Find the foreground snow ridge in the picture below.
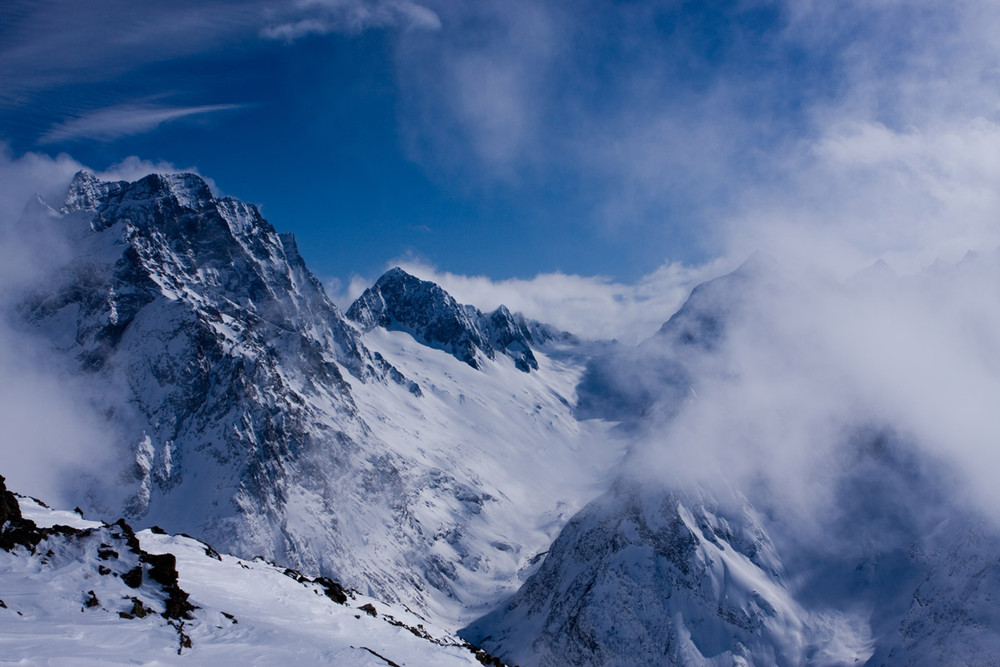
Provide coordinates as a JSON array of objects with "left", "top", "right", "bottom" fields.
[{"left": 0, "top": 475, "right": 507, "bottom": 666}]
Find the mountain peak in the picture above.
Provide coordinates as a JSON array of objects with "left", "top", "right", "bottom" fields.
[
  {"left": 61, "top": 170, "right": 215, "bottom": 217},
  {"left": 379, "top": 266, "right": 412, "bottom": 283},
  {"left": 135, "top": 172, "right": 214, "bottom": 210},
  {"left": 347, "top": 268, "right": 489, "bottom": 369},
  {"left": 61, "top": 170, "right": 111, "bottom": 213},
  {"left": 347, "top": 268, "right": 543, "bottom": 372}
]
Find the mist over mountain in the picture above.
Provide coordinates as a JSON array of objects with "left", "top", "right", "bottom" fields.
[
  {"left": 3, "top": 170, "right": 1000, "bottom": 665},
  {"left": 465, "top": 245, "right": 1000, "bottom": 666}
]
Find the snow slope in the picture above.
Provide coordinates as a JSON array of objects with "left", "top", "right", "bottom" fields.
[
  {"left": 1, "top": 477, "right": 503, "bottom": 666},
  {"left": 348, "top": 323, "right": 624, "bottom": 624}
]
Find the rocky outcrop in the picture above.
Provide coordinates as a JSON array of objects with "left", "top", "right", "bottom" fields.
[{"left": 1, "top": 475, "right": 194, "bottom": 622}]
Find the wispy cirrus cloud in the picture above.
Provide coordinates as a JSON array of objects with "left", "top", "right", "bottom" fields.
[
  {"left": 261, "top": 0, "right": 440, "bottom": 41},
  {"left": 38, "top": 104, "right": 245, "bottom": 144},
  {"left": 0, "top": 1, "right": 438, "bottom": 100},
  {"left": 0, "top": 0, "right": 436, "bottom": 145}
]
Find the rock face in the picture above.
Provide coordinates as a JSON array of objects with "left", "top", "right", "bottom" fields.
[
  {"left": 18, "top": 171, "right": 384, "bottom": 566},
  {"left": 347, "top": 267, "right": 556, "bottom": 372}
]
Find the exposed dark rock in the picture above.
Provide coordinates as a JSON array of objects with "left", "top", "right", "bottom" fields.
[
  {"left": 168, "top": 619, "right": 193, "bottom": 654},
  {"left": 314, "top": 576, "right": 349, "bottom": 604},
  {"left": 141, "top": 551, "right": 196, "bottom": 619},
  {"left": 360, "top": 646, "right": 401, "bottom": 667},
  {"left": 126, "top": 596, "right": 154, "bottom": 618},
  {"left": 0, "top": 477, "right": 43, "bottom": 553},
  {"left": 112, "top": 519, "right": 141, "bottom": 553},
  {"left": 122, "top": 566, "right": 143, "bottom": 588},
  {"left": 1, "top": 478, "right": 24, "bottom": 526},
  {"left": 471, "top": 646, "right": 509, "bottom": 667},
  {"left": 142, "top": 552, "right": 178, "bottom": 587}
]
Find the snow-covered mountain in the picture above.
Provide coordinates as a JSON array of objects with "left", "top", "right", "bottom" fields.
[
  {"left": 463, "top": 481, "right": 849, "bottom": 667},
  {"left": 8, "top": 170, "right": 623, "bottom": 629},
  {"left": 5, "top": 169, "right": 1000, "bottom": 665}
]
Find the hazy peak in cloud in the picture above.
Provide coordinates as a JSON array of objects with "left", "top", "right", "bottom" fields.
[{"left": 620, "top": 249, "right": 1000, "bottom": 533}]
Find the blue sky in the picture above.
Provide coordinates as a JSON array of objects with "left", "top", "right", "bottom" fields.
[{"left": 3, "top": 0, "right": 1000, "bottom": 325}]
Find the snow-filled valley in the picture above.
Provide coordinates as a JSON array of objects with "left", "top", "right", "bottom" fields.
[{"left": 3, "top": 169, "right": 1000, "bottom": 665}]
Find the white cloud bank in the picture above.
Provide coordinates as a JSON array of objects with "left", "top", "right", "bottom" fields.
[
  {"left": 619, "top": 251, "right": 1000, "bottom": 539},
  {"left": 385, "top": 259, "right": 731, "bottom": 343}
]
